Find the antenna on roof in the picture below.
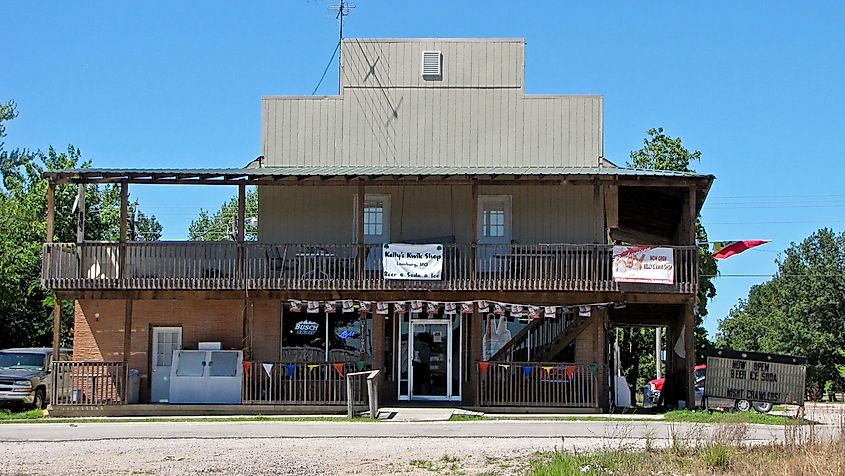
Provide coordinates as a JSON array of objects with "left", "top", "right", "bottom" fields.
[{"left": 328, "top": 0, "right": 355, "bottom": 91}]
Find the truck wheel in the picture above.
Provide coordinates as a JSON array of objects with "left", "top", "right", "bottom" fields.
[
  {"left": 33, "top": 388, "right": 47, "bottom": 410},
  {"left": 753, "top": 402, "right": 773, "bottom": 413},
  {"left": 735, "top": 399, "right": 752, "bottom": 412}
]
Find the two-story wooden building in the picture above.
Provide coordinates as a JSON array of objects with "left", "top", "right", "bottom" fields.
[{"left": 41, "top": 38, "right": 712, "bottom": 414}]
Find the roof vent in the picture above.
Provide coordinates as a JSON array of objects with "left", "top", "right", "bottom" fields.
[{"left": 422, "top": 51, "right": 442, "bottom": 78}]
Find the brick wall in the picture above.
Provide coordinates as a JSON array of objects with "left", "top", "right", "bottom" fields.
[{"left": 73, "top": 298, "right": 281, "bottom": 402}]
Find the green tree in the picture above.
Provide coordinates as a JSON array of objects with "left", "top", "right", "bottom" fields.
[
  {"left": 0, "top": 101, "right": 162, "bottom": 348},
  {"left": 717, "top": 229, "right": 845, "bottom": 398},
  {"left": 188, "top": 189, "right": 258, "bottom": 241}
]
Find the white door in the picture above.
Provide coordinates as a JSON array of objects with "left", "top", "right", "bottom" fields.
[
  {"left": 151, "top": 327, "right": 182, "bottom": 403},
  {"left": 477, "top": 195, "right": 512, "bottom": 272},
  {"left": 358, "top": 194, "right": 390, "bottom": 271}
]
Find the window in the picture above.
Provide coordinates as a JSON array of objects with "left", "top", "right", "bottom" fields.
[
  {"left": 483, "top": 206, "right": 506, "bottom": 238},
  {"left": 364, "top": 199, "right": 384, "bottom": 236}
]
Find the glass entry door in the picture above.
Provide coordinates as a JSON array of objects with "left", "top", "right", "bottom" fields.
[{"left": 409, "top": 320, "right": 452, "bottom": 400}]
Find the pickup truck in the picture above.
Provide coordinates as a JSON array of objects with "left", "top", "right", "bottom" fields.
[{"left": 0, "top": 348, "right": 72, "bottom": 409}]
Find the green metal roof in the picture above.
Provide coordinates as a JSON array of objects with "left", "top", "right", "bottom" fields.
[{"left": 45, "top": 165, "right": 712, "bottom": 181}]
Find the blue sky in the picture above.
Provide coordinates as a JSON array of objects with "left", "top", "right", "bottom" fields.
[{"left": 4, "top": 1, "right": 845, "bottom": 337}]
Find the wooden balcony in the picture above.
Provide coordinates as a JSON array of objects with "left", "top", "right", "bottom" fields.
[{"left": 41, "top": 242, "right": 699, "bottom": 294}]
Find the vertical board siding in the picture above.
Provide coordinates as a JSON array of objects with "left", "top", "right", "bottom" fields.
[{"left": 263, "top": 39, "right": 601, "bottom": 169}]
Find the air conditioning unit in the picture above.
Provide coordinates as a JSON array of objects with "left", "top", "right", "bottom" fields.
[{"left": 198, "top": 342, "right": 222, "bottom": 350}]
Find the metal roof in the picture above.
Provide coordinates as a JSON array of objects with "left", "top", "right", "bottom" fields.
[{"left": 44, "top": 165, "right": 713, "bottom": 182}]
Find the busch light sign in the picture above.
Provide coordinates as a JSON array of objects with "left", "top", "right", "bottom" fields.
[{"left": 294, "top": 320, "right": 320, "bottom": 336}]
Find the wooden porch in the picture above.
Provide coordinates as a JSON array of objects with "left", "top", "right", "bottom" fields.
[{"left": 42, "top": 242, "right": 699, "bottom": 294}]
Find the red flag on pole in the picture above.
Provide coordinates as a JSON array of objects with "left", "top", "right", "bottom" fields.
[{"left": 712, "top": 240, "right": 770, "bottom": 260}]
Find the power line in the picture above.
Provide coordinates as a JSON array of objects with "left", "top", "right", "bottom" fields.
[{"left": 311, "top": 41, "right": 341, "bottom": 95}]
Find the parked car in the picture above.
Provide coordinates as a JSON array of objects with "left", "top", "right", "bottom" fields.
[
  {"left": 0, "top": 348, "right": 71, "bottom": 409},
  {"left": 646, "top": 364, "right": 707, "bottom": 406}
]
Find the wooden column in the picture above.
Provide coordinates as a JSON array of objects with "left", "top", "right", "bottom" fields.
[
  {"left": 122, "top": 298, "right": 133, "bottom": 403},
  {"left": 46, "top": 183, "right": 55, "bottom": 243},
  {"left": 357, "top": 183, "right": 365, "bottom": 280},
  {"left": 372, "top": 308, "right": 385, "bottom": 395},
  {"left": 237, "top": 184, "right": 246, "bottom": 243},
  {"left": 684, "top": 185, "right": 697, "bottom": 406},
  {"left": 47, "top": 184, "right": 60, "bottom": 359},
  {"left": 470, "top": 183, "right": 478, "bottom": 284},
  {"left": 593, "top": 182, "right": 604, "bottom": 243},
  {"left": 51, "top": 299, "right": 61, "bottom": 360},
  {"left": 119, "top": 181, "right": 128, "bottom": 279},
  {"left": 76, "top": 183, "right": 85, "bottom": 243},
  {"left": 466, "top": 303, "right": 483, "bottom": 406}
]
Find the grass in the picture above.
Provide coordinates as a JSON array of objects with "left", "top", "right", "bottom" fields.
[
  {"left": 448, "top": 414, "right": 486, "bottom": 421},
  {"left": 663, "top": 409, "right": 806, "bottom": 425},
  {"left": 0, "top": 408, "right": 44, "bottom": 421},
  {"left": 409, "top": 454, "right": 464, "bottom": 473},
  {"left": 529, "top": 439, "right": 845, "bottom": 475}
]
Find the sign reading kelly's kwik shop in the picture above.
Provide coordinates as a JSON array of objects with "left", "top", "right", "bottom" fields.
[
  {"left": 705, "top": 350, "right": 807, "bottom": 405},
  {"left": 612, "top": 246, "right": 675, "bottom": 284},
  {"left": 382, "top": 243, "right": 443, "bottom": 280}
]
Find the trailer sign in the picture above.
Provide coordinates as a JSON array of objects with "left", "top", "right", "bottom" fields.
[{"left": 705, "top": 355, "right": 806, "bottom": 405}]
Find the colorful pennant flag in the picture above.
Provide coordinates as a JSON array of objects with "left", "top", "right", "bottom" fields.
[
  {"left": 262, "top": 363, "right": 274, "bottom": 377},
  {"left": 289, "top": 300, "right": 302, "bottom": 312},
  {"left": 523, "top": 366, "right": 533, "bottom": 377},
  {"left": 528, "top": 306, "right": 541, "bottom": 319},
  {"left": 286, "top": 364, "right": 297, "bottom": 379},
  {"left": 510, "top": 305, "right": 523, "bottom": 318},
  {"left": 712, "top": 240, "right": 770, "bottom": 260},
  {"left": 444, "top": 302, "right": 457, "bottom": 315},
  {"left": 479, "top": 361, "right": 490, "bottom": 375},
  {"left": 542, "top": 366, "right": 554, "bottom": 375},
  {"left": 332, "top": 363, "right": 345, "bottom": 378},
  {"left": 427, "top": 301, "right": 439, "bottom": 314},
  {"left": 356, "top": 360, "right": 366, "bottom": 371},
  {"left": 325, "top": 301, "right": 338, "bottom": 313},
  {"left": 307, "top": 364, "right": 320, "bottom": 371},
  {"left": 411, "top": 300, "right": 423, "bottom": 313},
  {"left": 376, "top": 302, "right": 388, "bottom": 314},
  {"left": 242, "top": 361, "right": 252, "bottom": 377},
  {"left": 307, "top": 301, "right": 320, "bottom": 313},
  {"left": 494, "top": 303, "right": 506, "bottom": 315},
  {"left": 461, "top": 302, "right": 473, "bottom": 314},
  {"left": 478, "top": 300, "right": 490, "bottom": 313},
  {"left": 544, "top": 306, "right": 556, "bottom": 318},
  {"left": 588, "top": 363, "right": 598, "bottom": 376},
  {"left": 565, "top": 365, "right": 576, "bottom": 380},
  {"left": 579, "top": 305, "right": 591, "bottom": 317},
  {"left": 342, "top": 300, "right": 354, "bottom": 313},
  {"left": 497, "top": 364, "right": 510, "bottom": 370},
  {"left": 360, "top": 301, "right": 372, "bottom": 313},
  {"left": 396, "top": 302, "right": 407, "bottom": 314}
]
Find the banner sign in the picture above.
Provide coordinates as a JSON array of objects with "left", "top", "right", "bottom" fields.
[
  {"left": 382, "top": 243, "right": 443, "bottom": 280},
  {"left": 612, "top": 246, "right": 675, "bottom": 284},
  {"left": 705, "top": 356, "right": 806, "bottom": 405}
]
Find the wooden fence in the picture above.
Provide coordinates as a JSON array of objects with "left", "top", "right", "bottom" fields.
[
  {"left": 242, "top": 361, "right": 367, "bottom": 405},
  {"left": 42, "top": 242, "right": 698, "bottom": 293},
  {"left": 476, "top": 361, "right": 599, "bottom": 408},
  {"left": 51, "top": 361, "right": 127, "bottom": 406}
]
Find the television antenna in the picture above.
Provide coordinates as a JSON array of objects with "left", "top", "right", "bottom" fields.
[{"left": 328, "top": 0, "right": 355, "bottom": 91}]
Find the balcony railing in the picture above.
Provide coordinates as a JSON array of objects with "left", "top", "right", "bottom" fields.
[
  {"left": 42, "top": 242, "right": 699, "bottom": 293},
  {"left": 476, "top": 361, "right": 599, "bottom": 408},
  {"left": 51, "top": 360, "right": 127, "bottom": 406}
]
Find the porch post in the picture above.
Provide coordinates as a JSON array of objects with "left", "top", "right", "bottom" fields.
[
  {"left": 123, "top": 298, "right": 133, "bottom": 403},
  {"left": 372, "top": 306, "right": 385, "bottom": 395},
  {"left": 119, "top": 181, "right": 128, "bottom": 279},
  {"left": 357, "top": 182, "right": 365, "bottom": 280},
  {"left": 470, "top": 182, "right": 478, "bottom": 284},
  {"left": 684, "top": 185, "right": 697, "bottom": 406},
  {"left": 46, "top": 182, "right": 55, "bottom": 243},
  {"left": 466, "top": 303, "right": 482, "bottom": 406},
  {"left": 51, "top": 299, "right": 61, "bottom": 362},
  {"left": 76, "top": 183, "right": 85, "bottom": 243}
]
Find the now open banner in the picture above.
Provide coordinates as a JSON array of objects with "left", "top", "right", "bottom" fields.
[
  {"left": 383, "top": 243, "right": 443, "bottom": 280},
  {"left": 612, "top": 246, "right": 675, "bottom": 284}
]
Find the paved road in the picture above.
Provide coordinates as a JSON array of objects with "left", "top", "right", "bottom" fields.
[{"left": 0, "top": 420, "right": 837, "bottom": 476}]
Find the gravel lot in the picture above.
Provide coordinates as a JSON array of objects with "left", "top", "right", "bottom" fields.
[{"left": 2, "top": 436, "right": 562, "bottom": 475}]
